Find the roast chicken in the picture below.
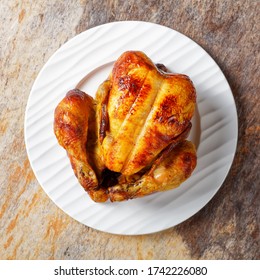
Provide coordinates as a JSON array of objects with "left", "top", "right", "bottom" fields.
[{"left": 54, "top": 51, "right": 197, "bottom": 202}]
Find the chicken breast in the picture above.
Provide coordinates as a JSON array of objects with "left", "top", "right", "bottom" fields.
[{"left": 99, "top": 51, "right": 196, "bottom": 175}]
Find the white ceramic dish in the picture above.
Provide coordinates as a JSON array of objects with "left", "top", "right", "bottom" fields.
[{"left": 24, "top": 21, "right": 238, "bottom": 235}]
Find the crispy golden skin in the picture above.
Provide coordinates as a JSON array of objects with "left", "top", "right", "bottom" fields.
[
  {"left": 109, "top": 140, "right": 197, "bottom": 202},
  {"left": 100, "top": 51, "right": 196, "bottom": 175},
  {"left": 54, "top": 51, "right": 197, "bottom": 202},
  {"left": 54, "top": 89, "right": 107, "bottom": 202}
]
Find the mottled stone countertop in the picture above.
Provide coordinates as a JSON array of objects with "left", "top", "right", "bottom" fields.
[{"left": 0, "top": 0, "right": 259, "bottom": 259}]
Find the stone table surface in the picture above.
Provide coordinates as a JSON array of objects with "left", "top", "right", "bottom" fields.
[{"left": 0, "top": 0, "right": 259, "bottom": 260}]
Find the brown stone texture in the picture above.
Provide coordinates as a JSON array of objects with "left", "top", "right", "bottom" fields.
[{"left": 0, "top": 0, "right": 259, "bottom": 259}]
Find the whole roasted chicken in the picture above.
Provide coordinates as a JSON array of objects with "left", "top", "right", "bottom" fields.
[{"left": 54, "top": 51, "right": 197, "bottom": 202}]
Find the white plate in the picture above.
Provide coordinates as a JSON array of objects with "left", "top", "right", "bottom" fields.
[{"left": 24, "top": 21, "right": 238, "bottom": 235}]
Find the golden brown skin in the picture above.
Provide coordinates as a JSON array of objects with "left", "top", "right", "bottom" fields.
[
  {"left": 54, "top": 89, "right": 107, "bottom": 202},
  {"left": 108, "top": 140, "right": 197, "bottom": 202},
  {"left": 100, "top": 51, "right": 196, "bottom": 175},
  {"left": 54, "top": 51, "right": 197, "bottom": 202}
]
